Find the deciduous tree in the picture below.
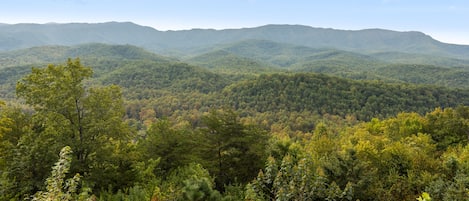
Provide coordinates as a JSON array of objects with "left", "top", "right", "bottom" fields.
[{"left": 16, "top": 58, "right": 132, "bottom": 192}]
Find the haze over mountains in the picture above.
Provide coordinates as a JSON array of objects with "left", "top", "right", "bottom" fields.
[
  {"left": 1, "top": 22, "right": 469, "bottom": 96},
  {"left": 1, "top": 22, "right": 469, "bottom": 59},
  {"left": 4, "top": 17, "right": 469, "bottom": 200}
]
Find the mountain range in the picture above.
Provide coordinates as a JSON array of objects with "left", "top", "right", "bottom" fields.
[
  {"left": 2, "top": 22, "right": 469, "bottom": 121},
  {"left": 1, "top": 41, "right": 469, "bottom": 92},
  {"left": 1, "top": 22, "right": 469, "bottom": 59}
]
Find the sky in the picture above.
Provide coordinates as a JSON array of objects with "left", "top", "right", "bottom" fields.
[{"left": 1, "top": 0, "right": 468, "bottom": 45}]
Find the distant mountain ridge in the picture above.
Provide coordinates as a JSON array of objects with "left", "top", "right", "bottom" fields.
[
  {"left": 1, "top": 22, "right": 468, "bottom": 59},
  {"left": 0, "top": 43, "right": 171, "bottom": 69}
]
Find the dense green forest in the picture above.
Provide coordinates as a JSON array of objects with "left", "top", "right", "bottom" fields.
[
  {"left": 2, "top": 23, "right": 469, "bottom": 59},
  {"left": 1, "top": 38, "right": 469, "bottom": 201}
]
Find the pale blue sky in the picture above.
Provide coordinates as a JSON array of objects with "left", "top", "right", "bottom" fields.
[{"left": 1, "top": 0, "right": 468, "bottom": 44}]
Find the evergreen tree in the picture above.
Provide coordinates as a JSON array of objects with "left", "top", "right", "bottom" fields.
[{"left": 199, "top": 109, "right": 269, "bottom": 191}]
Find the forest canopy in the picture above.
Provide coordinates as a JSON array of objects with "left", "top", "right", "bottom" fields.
[{"left": 1, "top": 47, "right": 469, "bottom": 201}]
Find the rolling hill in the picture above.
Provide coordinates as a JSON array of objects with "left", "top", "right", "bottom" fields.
[
  {"left": 1, "top": 22, "right": 469, "bottom": 59},
  {"left": 205, "top": 39, "right": 383, "bottom": 68},
  {"left": 186, "top": 40, "right": 469, "bottom": 88},
  {"left": 0, "top": 43, "right": 171, "bottom": 69},
  {"left": 223, "top": 73, "right": 469, "bottom": 120},
  {"left": 370, "top": 51, "right": 469, "bottom": 68},
  {"left": 0, "top": 44, "right": 176, "bottom": 99},
  {"left": 100, "top": 60, "right": 228, "bottom": 95},
  {"left": 372, "top": 64, "right": 469, "bottom": 88},
  {"left": 185, "top": 49, "right": 279, "bottom": 74},
  {"left": 2, "top": 41, "right": 469, "bottom": 97},
  {"left": 1, "top": 42, "right": 469, "bottom": 122}
]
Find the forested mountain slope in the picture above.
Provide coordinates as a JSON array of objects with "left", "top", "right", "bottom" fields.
[
  {"left": 100, "top": 60, "right": 229, "bottom": 96},
  {"left": 371, "top": 51, "right": 469, "bottom": 68},
  {"left": 3, "top": 20, "right": 469, "bottom": 201},
  {"left": 199, "top": 39, "right": 382, "bottom": 68},
  {"left": 2, "top": 46, "right": 469, "bottom": 200},
  {"left": 0, "top": 43, "right": 171, "bottom": 69},
  {"left": 187, "top": 40, "right": 469, "bottom": 88},
  {"left": 0, "top": 22, "right": 160, "bottom": 50},
  {"left": 294, "top": 62, "right": 469, "bottom": 89},
  {"left": 3, "top": 53, "right": 469, "bottom": 123},
  {"left": 4, "top": 58, "right": 469, "bottom": 199},
  {"left": 2, "top": 42, "right": 469, "bottom": 105},
  {"left": 0, "top": 44, "right": 175, "bottom": 99},
  {"left": 1, "top": 22, "right": 469, "bottom": 58},
  {"left": 223, "top": 73, "right": 469, "bottom": 120},
  {"left": 372, "top": 64, "right": 469, "bottom": 87},
  {"left": 186, "top": 49, "right": 280, "bottom": 74}
]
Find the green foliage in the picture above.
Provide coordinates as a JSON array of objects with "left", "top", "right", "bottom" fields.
[
  {"left": 186, "top": 39, "right": 469, "bottom": 89},
  {"left": 224, "top": 73, "right": 469, "bottom": 121},
  {"left": 371, "top": 51, "right": 469, "bottom": 68},
  {"left": 0, "top": 104, "right": 43, "bottom": 199},
  {"left": 294, "top": 61, "right": 469, "bottom": 89},
  {"left": 32, "top": 146, "right": 92, "bottom": 201},
  {"left": 139, "top": 119, "right": 196, "bottom": 175},
  {"left": 96, "top": 185, "right": 152, "bottom": 201},
  {"left": 16, "top": 58, "right": 93, "bottom": 108},
  {"left": 0, "top": 43, "right": 171, "bottom": 69},
  {"left": 151, "top": 163, "right": 220, "bottom": 201},
  {"left": 186, "top": 49, "right": 280, "bottom": 74},
  {"left": 199, "top": 109, "right": 269, "bottom": 191},
  {"left": 181, "top": 177, "right": 222, "bottom": 201},
  {"left": 423, "top": 106, "right": 469, "bottom": 150},
  {"left": 2, "top": 23, "right": 469, "bottom": 59},
  {"left": 15, "top": 58, "right": 133, "bottom": 193},
  {"left": 0, "top": 65, "right": 33, "bottom": 99},
  {"left": 3, "top": 41, "right": 469, "bottom": 200},
  {"left": 248, "top": 154, "right": 354, "bottom": 200},
  {"left": 100, "top": 60, "right": 229, "bottom": 97},
  {"left": 417, "top": 192, "right": 431, "bottom": 201},
  {"left": 372, "top": 64, "right": 469, "bottom": 88}
]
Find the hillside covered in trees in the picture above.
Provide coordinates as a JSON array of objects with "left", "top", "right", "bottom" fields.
[
  {"left": 2, "top": 22, "right": 469, "bottom": 59},
  {"left": 2, "top": 23, "right": 469, "bottom": 200}
]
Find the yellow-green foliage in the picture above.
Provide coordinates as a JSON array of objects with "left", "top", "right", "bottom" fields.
[{"left": 3, "top": 58, "right": 469, "bottom": 200}]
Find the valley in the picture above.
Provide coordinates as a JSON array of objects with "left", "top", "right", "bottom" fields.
[{"left": 1, "top": 23, "right": 469, "bottom": 200}]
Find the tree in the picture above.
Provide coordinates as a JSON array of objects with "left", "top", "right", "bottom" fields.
[
  {"left": 0, "top": 102, "right": 39, "bottom": 199},
  {"left": 199, "top": 109, "right": 269, "bottom": 191},
  {"left": 424, "top": 107, "right": 469, "bottom": 150},
  {"left": 16, "top": 58, "right": 131, "bottom": 192},
  {"left": 32, "top": 146, "right": 92, "bottom": 201},
  {"left": 247, "top": 154, "right": 354, "bottom": 201},
  {"left": 139, "top": 119, "right": 195, "bottom": 175}
]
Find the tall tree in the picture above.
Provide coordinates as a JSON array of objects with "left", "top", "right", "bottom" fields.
[
  {"left": 199, "top": 109, "right": 269, "bottom": 191},
  {"left": 16, "top": 58, "right": 131, "bottom": 191},
  {"left": 139, "top": 119, "right": 196, "bottom": 175}
]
